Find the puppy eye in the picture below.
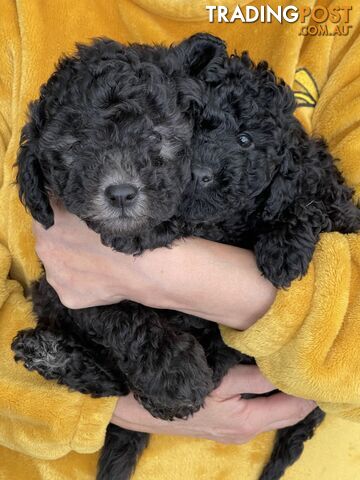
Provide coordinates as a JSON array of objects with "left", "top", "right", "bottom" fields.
[
  {"left": 152, "top": 157, "right": 164, "bottom": 167},
  {"left": 238, "top": 133, "right": 253, "bottom": 148}
]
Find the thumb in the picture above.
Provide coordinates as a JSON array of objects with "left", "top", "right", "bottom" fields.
[
  {"left": 213, "top": 365, "right": 276, "bottom": 399},
  {"left": 245, "top": 393, "right": 318, "bottom": 434}
]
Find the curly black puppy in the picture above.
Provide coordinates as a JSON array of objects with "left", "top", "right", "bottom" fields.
[
  {"left": 12, "top": 34, "right": 360, "bottom": 480},
  {"left": 12, "top": 34, "right": 233, "bottom": 480},
  {"left": 182, "top": 52, "right": 360, "bottom": 287}
]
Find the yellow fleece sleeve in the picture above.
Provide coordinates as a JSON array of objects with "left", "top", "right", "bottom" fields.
[
  {"left": 221, "top": 23, "right": 360, "bottom": 421},
  {"left": 0, "top": 1, "right": 116, "bottom": 460}
]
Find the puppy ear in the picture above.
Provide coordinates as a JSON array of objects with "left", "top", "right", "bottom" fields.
[
  {"left": 262, "top": 121, "right": 309, "bottom": 222},
  {"left": 175, "top": 33, "right": 227, "bottom": 79},
  {"left": 16, "top": 124, "right": 54, "bottom": 229},
  {"left": 228, "top": 53, "right": 296, "bottom": 120},
  {"left": 262, "top": 157, "right": 299, "bottom": 222}
]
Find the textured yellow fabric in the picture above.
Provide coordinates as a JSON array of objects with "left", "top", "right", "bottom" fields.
[{"left": 1, "top": 0, "right": 360, "bottom": 479}]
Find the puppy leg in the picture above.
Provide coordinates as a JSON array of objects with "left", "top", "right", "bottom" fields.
[
  {"left": 128, "top": 329, "right": 214, "bottom": 420},
  {"left": 26, "top": 278, "right": 213, "bottom": 416},
  {"left": 255, "top": 197, "right": 349, "bottom": 288},
  {"left": 90, "top": 303, "right": 214, "bottom": 420},
  {"left": 191, "top": 322, "right": 255, "bottom": 387},
  {"left": 254, "top": 224, "right": 318, "bottom": 288},
  {"left": 98, "top": 424, "right": 149, "bottom": 480},
  {"left": 259, "top": 407, "right": 325, "bottom": 480},
  {"left": 12, "top": 327, "right": 128, "bottom": 397}
]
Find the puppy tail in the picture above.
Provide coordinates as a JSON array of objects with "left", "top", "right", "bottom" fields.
[
  {"left": 258, "top": 407, "right": 325, "bottom": 480},
  {"left": 97, "top": 424, "right": 149, "bottom": 480}
]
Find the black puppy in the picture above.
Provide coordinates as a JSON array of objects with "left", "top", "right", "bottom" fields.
[
  {"left": 12, "top": 34, "right": 232, "bottom": 480},
  {"left": 12, "top": 34, "right": 360, "bottom": 480},
  {"left": 182, "top": 51, "right": 360, "bottom": 287}
]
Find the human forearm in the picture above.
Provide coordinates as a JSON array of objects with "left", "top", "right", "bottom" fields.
[
  {"left": 130, "top": 237, "right": 276, "bottom": 329},
  {"left": 34, "top": 206, "right": 276, "bottom": 330}
]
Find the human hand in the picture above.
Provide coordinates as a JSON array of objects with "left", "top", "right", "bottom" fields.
[
  {"left": 33, "top": 202, "right": 276, "bottom": 329},
  {"left": 111, "top": 365, "right": 316, "bottom": 444},
  {"left": 33, "top": 201, "right": 137, "bottom": 308}
]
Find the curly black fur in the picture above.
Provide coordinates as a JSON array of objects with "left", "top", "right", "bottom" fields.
[{"left": 12, "top": 34, "right": 360, "bottom": 480}]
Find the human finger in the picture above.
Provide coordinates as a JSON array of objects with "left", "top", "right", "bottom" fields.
[{"left": 213, "top": 365, "right": 276, "bottom": 399}]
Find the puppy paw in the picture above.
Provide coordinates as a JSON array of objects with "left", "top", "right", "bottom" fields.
[
  {"left": 129, "top": 333, "right": 214, "bottom": 420},
  {"left": 136, "top": 393, "right": 205, "bottom": 421},
  {"left": 255, "top": 233, "right": 314, "bottom": 288},
  {"left": 12, "top": 328, "right": 70, "bottom": 380},
  {"left": 134, "top": 365, "right": 213, "bottom": 420}
]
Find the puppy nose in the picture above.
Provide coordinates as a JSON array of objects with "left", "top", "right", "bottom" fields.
[
  {"left": 191, "top": 166, "right": 214, "bottom": 185},
  {"left": 105, "top": 184, "right": 138, "bottom": 207}
]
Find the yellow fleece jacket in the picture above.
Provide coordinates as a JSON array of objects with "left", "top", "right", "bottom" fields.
[{"left": 1, "top": 1, "right": 360, "bottom": 479}]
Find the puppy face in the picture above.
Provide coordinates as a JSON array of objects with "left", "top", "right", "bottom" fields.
[
  {"left": 182, "top": 53, "right": 300, "bottom": 223},
  {"left": 17, "top": 35, "right": 228, "bottom": 244},
  {"left": 41, "top": 102, "right": 192, "bottom": 238},
  {"left": 18, "top": 40, "right": 194, "bottom": 240}
]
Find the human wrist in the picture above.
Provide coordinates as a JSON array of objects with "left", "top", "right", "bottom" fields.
[
  {"left": 111, "top": 395, "right": 170, "bottom": 435},
  {"left": 103, "top": 247, "right": 164, "bottom": 307},
  {"left": 110, "top": 396, "right": 138, "bottom": 431}
]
